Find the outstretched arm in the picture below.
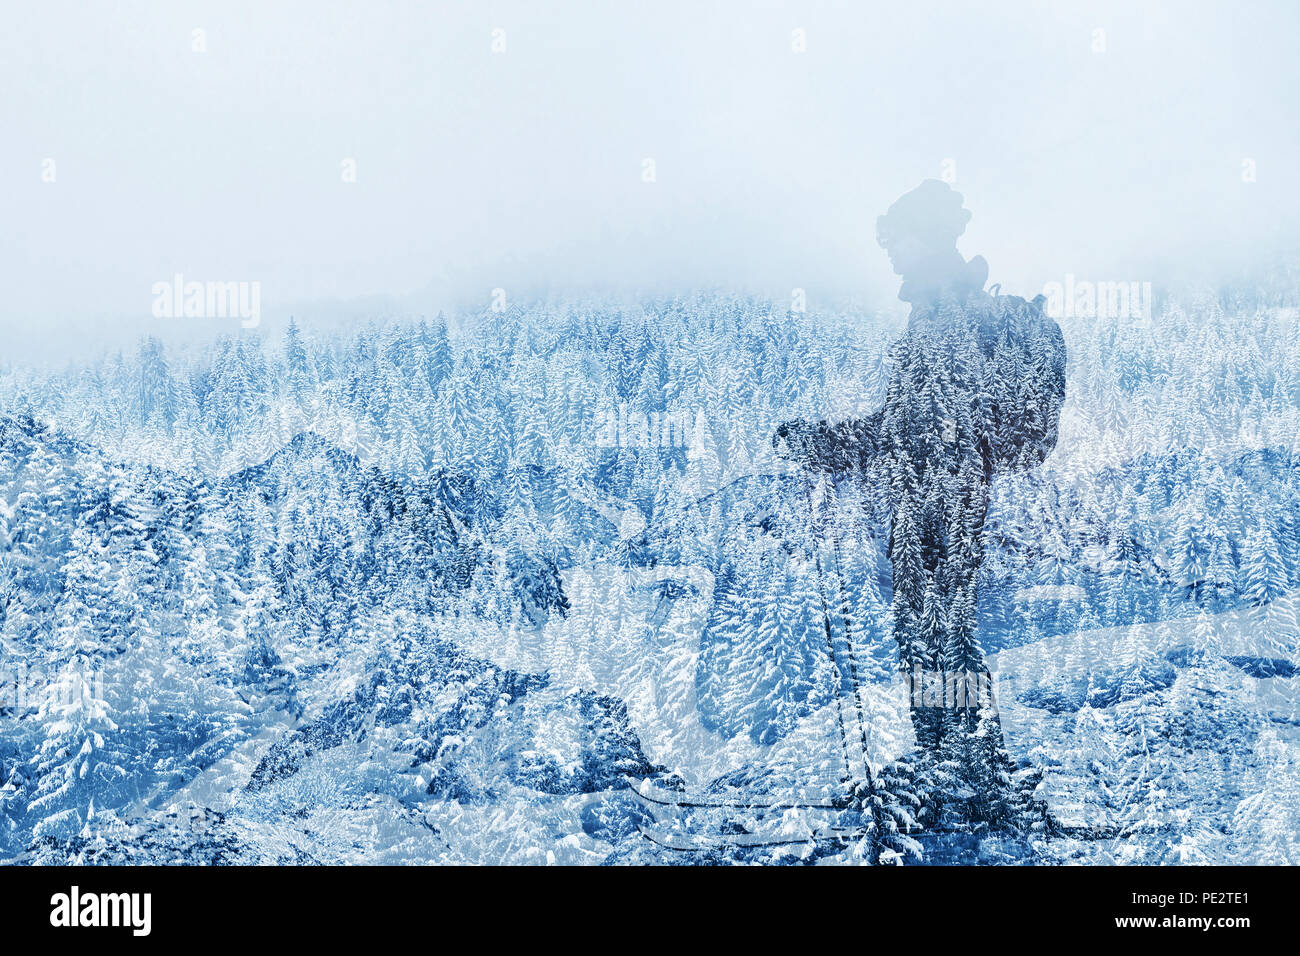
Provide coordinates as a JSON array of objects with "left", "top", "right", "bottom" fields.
[{"left": 773, "top": 411, "right": 883, "bottom": 476}]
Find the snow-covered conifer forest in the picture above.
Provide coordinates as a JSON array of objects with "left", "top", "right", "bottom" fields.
[{"left": 3, "top": 282, "right": 1299, "bottom": 864}]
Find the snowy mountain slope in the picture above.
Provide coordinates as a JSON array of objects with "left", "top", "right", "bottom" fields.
[
  {"left": 991, "top": 594, "right": 1299, "bottom": 862},
  {"left": 5, "top": 294, "right": 1300, "bottom": 864},
  {"left": 0, "top": 416, "right": 654, "bottom": 861},
  {"left": 447, "top": 560, "right": 901, "bottom": 794}
]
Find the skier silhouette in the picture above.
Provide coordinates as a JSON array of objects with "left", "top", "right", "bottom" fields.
[{"left": 777, "top": 181, "right": 1066, "bottom": 772}]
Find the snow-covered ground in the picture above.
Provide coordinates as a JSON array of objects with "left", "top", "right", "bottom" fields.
[{"left": 447, "top": 551, "right": 1300, "bottom": 864}]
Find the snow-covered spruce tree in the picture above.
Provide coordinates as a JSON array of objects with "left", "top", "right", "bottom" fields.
[
  {"left": 25, "top": 527, "right": 128, "bottom": 841},
  {"left": 1241, "top": 515, "right": 1290, "bottom": 609},
  {"left": 1230, "top": 727, "right": 1300, "bottom": 864}
]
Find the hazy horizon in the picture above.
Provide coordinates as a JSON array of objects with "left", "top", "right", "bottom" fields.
[{"left": 4, "top": 0, "right": 1298, "bottom": 361}]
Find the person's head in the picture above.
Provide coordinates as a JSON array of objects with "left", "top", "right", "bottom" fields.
[{"left": 877, "top": 180, "right": 981, "bottom": 303}]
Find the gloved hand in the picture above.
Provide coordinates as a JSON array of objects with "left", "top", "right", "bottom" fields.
[
  {"left": 773, "top": 414, "right": 881, "bottom": 475},
  {"left": 772, "top": 418, "right": 823, "bottom": 462}
]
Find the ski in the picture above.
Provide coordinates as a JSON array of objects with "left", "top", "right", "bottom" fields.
[
  {"left": 637, "top": 822, "right": 867, "bottom": 852},
  {"left": 627, "top": 776, "right": 852, "bottom": 811}
]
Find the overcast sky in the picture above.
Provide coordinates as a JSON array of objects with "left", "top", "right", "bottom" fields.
[{"left": 3, "top": 0, "right": 1297, "bottom": 358}]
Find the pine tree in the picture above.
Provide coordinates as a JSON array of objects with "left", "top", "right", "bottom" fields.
[{"left": 1241, "top": 516, "right": 1289, "bottom": 608}]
